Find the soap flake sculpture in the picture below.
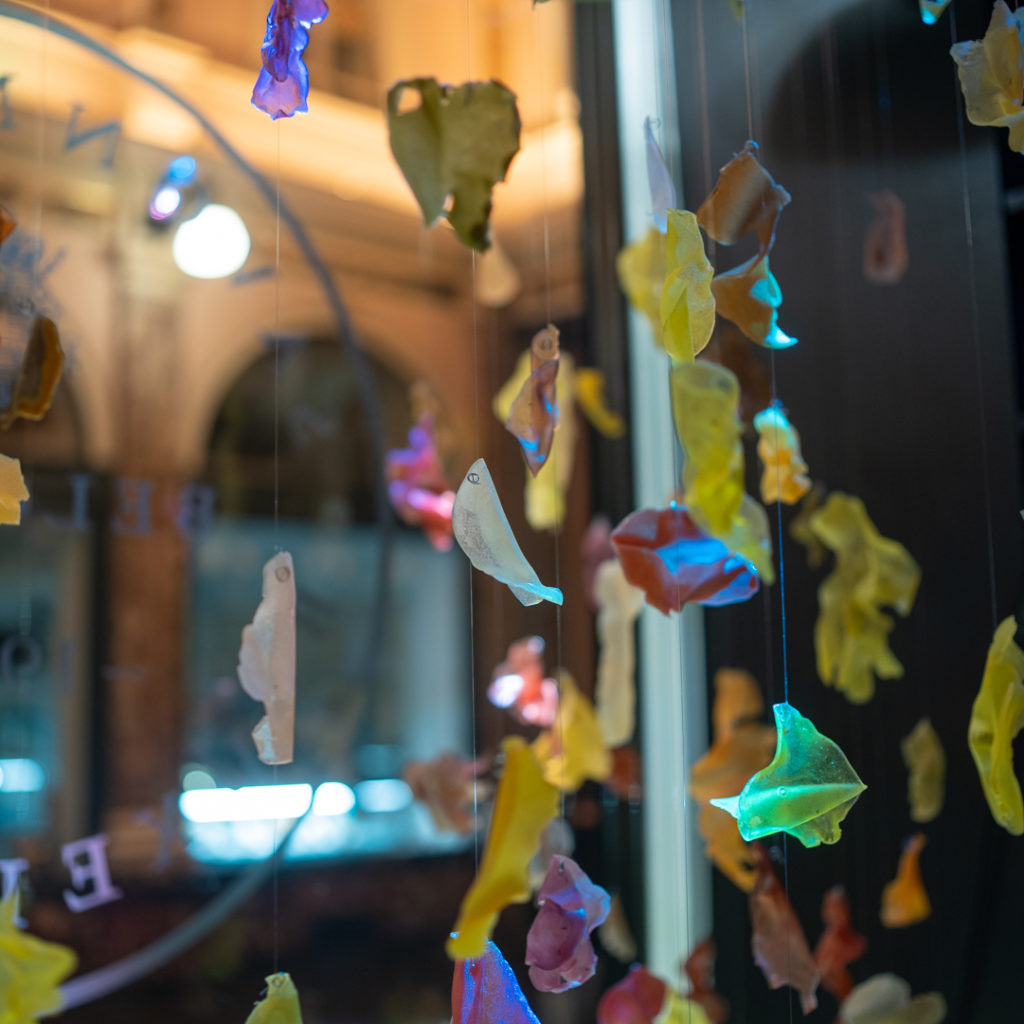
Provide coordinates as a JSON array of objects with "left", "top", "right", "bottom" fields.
[
  {"left": 0, "top": 454, "right": 29, "bottom": 525},
  {"left": 404, "top": 752, "right": 491, "bottom": 836},
  {"left": 880, "top": 834, "right": 931, "bottom": 928},
  {"left": 505, "top": 325, "right": 560, "bottom": 476},
  {"left": 814, "top": 886, "right": 867, "bottom": 1003},
  {"left": 969, "top": 615, "right": 1024, "bottom": 834},
  {"left": 0, "top": 314, "right": 64, "bottom": 429},
  {"left": 597, "top": 964, "right": 666, "bottom": 1024},
  {"left": 611, "top": 505, "right": 760, "bottom": 616},
  {"left": 839, "top": 974, "right": 946, "bottom": 1024},
  {"left": 644, "top": 117, "right": 676, "bottom": 233},
  {"left": 684, "top": 938, "right": 729, "bottom": 1024},
  {"left": 809, "top": 493, "right": 920, "bottom": 704},
  {"left": 671, "top": 361, "right": 774, "bottom": 582},
  {"left": 951, "top": 2, "right": 1024, "bottom": 153},
  {"left": 526, "top": 855, "right": 611, "bottom": 992},
  {"left": 0, "top": 206, "right": 14, "bottom": 246},
  {"left": 919, "top": 0, "right": 952, "bottom": 23},
  {"left": 447, "top": 736, "right": 559, "bottom": 960},
  {"left": 702, "top": 323, "right": 772, "bottom": 426},
  {"left": 749, "top": 843, "right": 820, "bottom": 1015},
  {"left": 863, "top": 190, "right": 908, "bottom": 285},
  {"left": 790, "top": 483, "right": 829, "bottom": 569},
  {"left": 452, "top": 459, "right": 562, "bottom": 606},
  {"left": 493, "top": 351, "right": 578, "bottom": 531},
  {"left": 660, "top": 209, "right": 716, "bottom": 362},
  {"left": 597, "top": 895, "right": 638, "bottom": 963},
  {"left": 617, "top": 227, "right": 667, "bottom": 344},
  {"left": 697, "top": 141, "right": 791, "bottom": 257},
  {"left": 0, "top": 891, "right": 77, "bottom": 1024},
  {"left": 237, "top": 551, "right": 297, "bottom": 765},
  {"left": 690, "top": 669, "right": 776, "bottom": 891},
  {"left": 251, "top": 1, "right": 328, "bottom": 120},
  {"left": 711, "top": 702, "right": 866, "bottom": 848},
  {"left": 387, "top": 78, "right": 521, "bottom": 251},
  {"left": 901, "top": 718, "right": 946, "bottom": 823},
  {"left": 453, "top": 940, "right": 542, "bottom": 1024},
  {"left": 532, "top": 672, "right": 612, "bottom": 792},
  {"left": 574, "top": 368, "right": 627, "bottom": 439},
  {"left": 753, "top": 405, "right": 811, "bottom": 505},
  {"left": 488, "top": 636, "right": 559, "bottom": 728},
  {"left": 594, "top": 559, "right": 645, "bottom": 747},
  {"left": 711, "top": 255, "right": 796, "bottom": 350},
  {"left": 244, "top": 972, "right": 303, "bottom": 1024},
  {"left": 386, "top": 413, "right": 455, "bottom": 551}
]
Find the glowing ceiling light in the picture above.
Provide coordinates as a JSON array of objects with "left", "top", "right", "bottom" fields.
[
  {"left": 172, "top": 203, "right": 251, "bottom": 279},
  {"left": 149, "top": 186, "right": 182, "bottom": 221},
  {"left": 355, "top": 778, "right": 413, "bottom": 814}
]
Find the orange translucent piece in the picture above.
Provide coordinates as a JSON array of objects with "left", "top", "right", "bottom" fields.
[{"left": 880, "top": 834, "right": 931, "bottom": 928}]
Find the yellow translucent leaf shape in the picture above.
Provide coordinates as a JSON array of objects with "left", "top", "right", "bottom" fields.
[
  {"left": 244, "top": 973, "right": 303, "bottom": 1024},
  {"left": 533, "top": 672, "right": 612, "bottom": 791},
  {"left": 493, "top": 352, "right": 578, "bottom": 532},
  {"left": 386, "top": 78, "right": 521, "bottom": 251},
  {"left": 900, "top": 718, "right": 946, "bottom": 824},
  {"left": 951, "top": 1, "right": 1024, "bottom": 153},
  {"left": 660, "top": 209, "right": 715, "bottom": 362},
  {"left": 968, "top": 615, "right": 1024, "bottom": 834},
  {"left": 452, "top": 458, "right": 563, "bottom": 604},
  {"left": 711, "top": 666, "right": 765, "bottom": 739},
  {"left": 594, "top": 560, "right": 645, "bottom": 748},
  {"left": 616, "top": 227, "right": 666, "bottom": 345},
  {"left": 753, "top": 406, "right": 811, "bottom": 506},
  {"left": 237, "top": 552, "right": 296, "bottom": 766},
  {"left": 660, "top": 989, "right": 712, "bottom": 1024},
  {"left": 0, "top": 892, "right": 77, "bottom": 1024},
  {"left": 0, "top": 316, "right": 64, "bottom": 430},
  {"left": 447, "top": 737, "right": 559, "bottom": 959},
  {"left": 710, "top": 702, "right": 866, "bottom": 848},
  {"left": 880, "top": 834, "right": 931, "bottom": 928},
  {"left": 0, "top": 454, "right": 29, "bottom": 525},
  {"left": 840, "top": 974, "right": 946, "bottom": 1024},
  {"left": 809, "top": 493, "right": 920, "bottom": 704},
  {"left": 670, "top": 361, "right": 775, "bottom": 583},
  {"left": 671, "top": 361, "right": 743, "bottom": 536},
  {"left": 574, "top": 368, "right": 627, "bottom": 439},
  {"left": 790, "top": 483, "right": 828, "bottom": 569},
  {"left": 696, "top": 141, "right": 791, "bottom": 257},
  {"left": 711, "top": 256, "right": 796, "bottom": 350}
]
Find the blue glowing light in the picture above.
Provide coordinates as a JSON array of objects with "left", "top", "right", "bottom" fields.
[
  {"left": 355, "top": 778, "right": 413, "bottom": 814},
  {"left": 166, "top": 155, "right": 198, "bottom": 183},
  {"left": 0, "top": 758, "right": 46, "bottom": 793}
]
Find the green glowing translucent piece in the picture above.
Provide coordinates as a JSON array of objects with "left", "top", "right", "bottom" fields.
[{"left": 710, "top": 702, "right": 866, "bottom": 848}]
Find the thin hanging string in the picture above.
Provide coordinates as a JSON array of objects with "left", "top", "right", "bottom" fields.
[
  {"left": 948, "top": 5, "right": 999, "bottom": 631},
  {"left": 694, "top": 0, "right": 714, "bottom": 200},
  {"left": 271, "top": 120, "right": 282, "bottom": 977},
  {"left": 738, "top": 9, "right": 792, "bottom": 1024},
  {"left": 531, "top": 2, "right": 565, "bottom": 826},
  {"left": 658, "top": 0, "right": 693, "bottom": 996},
  {"left": 466, "top": 0, "right": 482, "bottom": 878}
]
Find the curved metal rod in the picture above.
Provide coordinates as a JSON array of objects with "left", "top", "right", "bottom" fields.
[
  {"left": 59, "top": 816, "right": 304, "bottom": 1008},
  {"left": 0, "top": 0, "right": 393, "bottom": 685}
]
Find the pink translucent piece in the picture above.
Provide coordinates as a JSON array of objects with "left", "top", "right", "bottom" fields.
[
  {"left": 386, "top": 414, "right": 455, "bottom": 551},
  {"left": 526, "top": 855, "right": 611, "bottom": 992}
]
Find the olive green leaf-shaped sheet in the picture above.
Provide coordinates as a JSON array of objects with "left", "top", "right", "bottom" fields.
[
  {"left": 968, "top": 615, "right": 1024, "bottom": 835},
  {"left": 386, "top": 78, "right": 521, "bottom": 251},
  {"left": 711, "top": 702, "right": 866, "bottom": 848},
  {"left": 244, "top": 972, "right": 303, "bottom": 1024}
]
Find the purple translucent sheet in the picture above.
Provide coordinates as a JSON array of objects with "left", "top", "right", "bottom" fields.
[
  {"left": 526, "top": 855, "right": 610, "bottom": 992},
  {"left": 252, "top": 1, "right": 329, "bottom": 120}
]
